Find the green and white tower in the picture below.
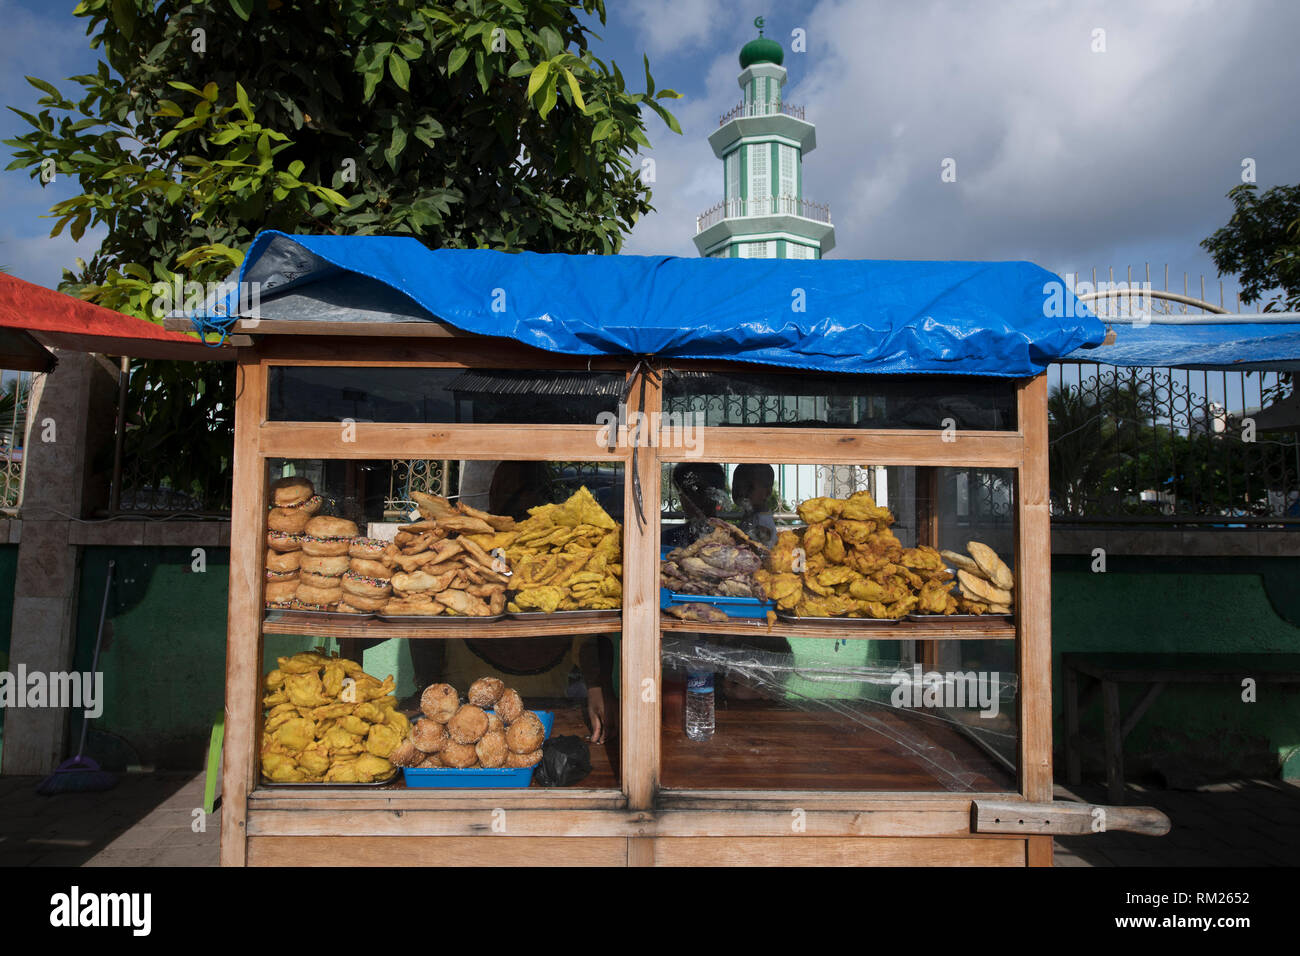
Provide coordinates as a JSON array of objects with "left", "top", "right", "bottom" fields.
[{"left": 694, "top": 20, "right": 833, "bottom": 259}]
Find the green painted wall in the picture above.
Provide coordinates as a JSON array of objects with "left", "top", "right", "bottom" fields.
[
  {"left": 1052, "top": 555, "right": 1300, "bottom": 783},
  {"left": 0, "top": 542, "right": 18, "bottom": 760}
]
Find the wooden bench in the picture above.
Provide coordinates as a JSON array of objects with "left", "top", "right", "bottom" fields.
[{"left": 1062, "top": 652, "right": 1300, "bottom": 804}]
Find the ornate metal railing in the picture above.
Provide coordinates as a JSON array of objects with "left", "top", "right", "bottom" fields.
[
  {"left": 719, "top": 100, "right": 806, "bottom": 125},
  {"left": 696, "top": 196, "right": 832, "bottom": 232}
]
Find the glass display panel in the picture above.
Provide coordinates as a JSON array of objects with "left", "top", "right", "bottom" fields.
[
  {"left": 268, "top": 367, "right": 625, "bottom": 425},
  {"left": 259, "top": 457, "right": 623, "bottom": 790},
  {"left": 659, "top": 459, "right": 1018, "bottom": 792},
  {"left": 662, "top": 369, "right": 1017, "bottom": 430}
]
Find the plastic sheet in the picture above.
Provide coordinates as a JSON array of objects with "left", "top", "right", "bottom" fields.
[
  {"left": 662, "top": 636, "right": 1018, "bottom": 792},
  {"left": 205, "top": 231, "right": 1106, "bottom": 377}
]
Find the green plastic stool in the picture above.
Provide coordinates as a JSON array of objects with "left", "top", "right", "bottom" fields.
[{"left": 204, "top": 713, "right": 224, "bottom": 815}]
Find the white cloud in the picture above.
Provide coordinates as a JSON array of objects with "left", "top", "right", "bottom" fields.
[{"left": 624, "top": 0, "right": 1300, "bottom": 285}]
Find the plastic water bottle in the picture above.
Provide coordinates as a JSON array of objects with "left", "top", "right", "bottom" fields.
[{"left": 685, "top": 670, "right": 715, "bottom": 741}]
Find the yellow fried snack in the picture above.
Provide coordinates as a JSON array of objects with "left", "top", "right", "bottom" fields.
[
  {"left": 968, "top": 541, "right": 1015, "bottom": 591},
  {"left": 366, "top": 723, "right": 401, "bottom": 758}
]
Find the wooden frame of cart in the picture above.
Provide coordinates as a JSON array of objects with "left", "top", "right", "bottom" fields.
[{"left": 215, "top": 321, "right": 1068, "bottom": 868}]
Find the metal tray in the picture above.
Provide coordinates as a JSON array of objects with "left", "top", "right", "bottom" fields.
[
  {"left": 775, "top": 611, "right": 902, "bottom": 626},
  {"left": 906, "top": 613, "right": 1015, "bottom": 623},
  {"left": 376, "top": 612, "right": 505, "bottom": 624},
  {"left": 508, "top": 609, "right": 622, "bottom": 620},
  {"left": 264, "top": 607, "right": 375, "bottom": 623},
  {"left": 260, "top": 771, "right": 400, "bottom": 788}
]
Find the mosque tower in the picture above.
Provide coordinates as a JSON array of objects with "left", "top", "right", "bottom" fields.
[{"left": 693, "top": 20, "right": 834, "bottom": 258}]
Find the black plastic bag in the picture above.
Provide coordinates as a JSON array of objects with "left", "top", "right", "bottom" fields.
[{"left": 534, "top": 735, "right": 591, "bottom": 787}]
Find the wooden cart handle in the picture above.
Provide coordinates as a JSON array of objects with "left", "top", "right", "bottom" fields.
[{"left": 972, "top": 799, "right": 1171, "bottom": 836}]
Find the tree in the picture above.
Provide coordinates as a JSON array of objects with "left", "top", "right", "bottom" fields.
[
  {"left": 1201, "top": 183, "right": 1300, "bottom": 312},
  {"left": 5, "top": 0, "right": 679, "bottom": 509}
]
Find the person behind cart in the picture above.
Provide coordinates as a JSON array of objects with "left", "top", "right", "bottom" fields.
[{"left": 731, "top": 463, "right": 777, "bottom": 547}]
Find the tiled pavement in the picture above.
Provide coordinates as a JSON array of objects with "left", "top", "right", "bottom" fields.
[
  {"left": 0, "top": 772, "right": 217, "bottom": 867},
  {"left": 0, "top": 771, "right": 1296, "bottom": 866},
  {"left": 1052, "top": 779, "right": 1300, "bottom": 866}
]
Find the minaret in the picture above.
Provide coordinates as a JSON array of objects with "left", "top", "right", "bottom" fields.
[{"left": 694, "top": 20, "right": 834, "bottom": 259}]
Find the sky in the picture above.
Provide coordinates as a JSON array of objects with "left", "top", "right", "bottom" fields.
[{"left": 2, "top": 0, "right": 1299, "bottom": 307}]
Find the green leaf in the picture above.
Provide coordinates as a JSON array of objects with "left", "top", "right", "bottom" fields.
[
  {"left": 384, "top": 126, "right": 407, "bottom": 170},
  {"left": 643, "top": 54, "right": 654, "bottom": 97},
  {"left": 388, "top": 52, "right": 410, "bottom": 91},
  {"left": 538, "top": 75, "right": 557, "bottom": 119},
  {"left": 526, "top": 61, "right": 549, "bottom": 99},
  {"left": 562, "top": 69, "right": 586, "bottom": 112},
  {"left": 235, "top": 82, "right": 253, "bottom": 120},
  {"left": 229, "top": 0, "right": 254, "bottom": 22},
  {"left": 448, "top": 46, "right": 469, "bottom": 76},
  {"left": 25, "top": 76, "right": 60, "bottom": 98},
  {"left": 590, "top": 118, "right": 615, "bottom": 143}
]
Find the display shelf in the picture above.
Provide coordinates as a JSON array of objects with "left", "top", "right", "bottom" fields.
[
  {"left": 262, "top": 612, "right": 621, "bottom": 639},
  {"left": 659, "top": 615, "right": 1015, "bottom": 641}
]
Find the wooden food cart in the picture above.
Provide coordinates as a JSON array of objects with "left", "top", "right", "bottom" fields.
[{"left": 207, "top": 234, "right": 1164, "bottom": 866}]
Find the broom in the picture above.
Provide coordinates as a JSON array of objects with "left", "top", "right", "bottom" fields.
[{"left": 37, "top": 560, "right": 118, "bottom": 795}]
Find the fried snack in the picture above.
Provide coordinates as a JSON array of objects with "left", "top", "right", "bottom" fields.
[
  {"left": 495, "top": 688, "right": 525, "bottom": 724},
  {"left": 968, "top": 541, "right": 1015, "bottom": 590},
  {"left": 389, "top": 740, "right": 424, "bottom": 768},
  {"left": 435, "top": 514, "right": 495, "bottom": 535},
  {"left": 266, "top": 549, "right": 301, "bottom": 574},
  {"left": 301, "top": 554, "right": 350, "bottom": 576},
  {"left": 300, "top": 570, "right": 345, "bottom": 590},
  {"left": 411, "top": 490, "right": 456, "bottom": 519},
  {"left": 957, "top": 569, "right": 1012, "bottom": 606},
  {"left": 663, "top": 603, "right": 729, "bottom": 623},
  {"left": 485, "top": 712, "right": 504, "bottom": 734},
  {"left": 268, "top": 506, "right": 311, "bottom": 533},
  {"left": 436, "top": 588, "right": 491, "bottom": 617},
  {"left": 420, "top": 683, "right": 460, "bottom": 722},
  {"left": 940, "top": 549, "right": 980, "bottom": 574},
  {"left": 440, "top": 739, "right": 478, "bottom": 768},
  {"left": 410, "top": 718, "right": 449, "bottom": 753},
  {"left": 417, "top": 753, "right": 444, "bottom": 768},
  {"left": 342, "top": 570, "right": 392, "bottom": 602},
  {"left": 505, "top": 749, "right": 543, "bottom": 768},
  {"left": 350, "top": 557, "right": 393, "bottom": 580},
  {"left": 349, "top": 538, "right": 388, "bottom": 560},
  {"left": 267, "top": 530, "right": 302, "bottom": 552},
  {"left": 447, "top": 704, "right": 489, "bottom": 744},
  {"left": 295, "top": 583, "right": 342, "bottom": 607},
  {"left": 265, "top": 579, "right": 299, "bottom": 606},
  {"left": 475, "top": 730, "right": 509, "bottom": 768},
  {"left": 505, "top": 712, "right": 545, "bottom": 754},
  {"left": 341, "top": 593, "right": 387, "bottom": 612},
  {"left": 271, "top": 476, "right": 314, "bottom": 507},
  {"left": 468, "top": 677, "right": 505, "bottom": 708}
]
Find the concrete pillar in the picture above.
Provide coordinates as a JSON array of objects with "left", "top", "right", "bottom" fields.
[{"left": 2, "top": 350, "right": 117, "bottom": 775}]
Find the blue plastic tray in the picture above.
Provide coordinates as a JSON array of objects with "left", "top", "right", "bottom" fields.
[
  {"left": 402, "top": 710, "right": 554, "bottom": 788},
  {"left": 659, "top": 588, "right": 774, "bottom": 619}
]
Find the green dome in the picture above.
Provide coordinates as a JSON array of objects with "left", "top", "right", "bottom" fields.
[{"left": 739, "top": 36, "right": 784, "bottom": 68}]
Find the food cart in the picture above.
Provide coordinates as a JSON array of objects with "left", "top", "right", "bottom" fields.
[{"left": 204, "top": 232, "right": 1164, "bottom": 866}]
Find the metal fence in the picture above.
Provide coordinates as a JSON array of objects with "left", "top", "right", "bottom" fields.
[
  {"left": 719, "top": 100, "right": 806, "bottom": 125},
  {"left": 696, "top": 196, "right": 832, "bottom": 232},
  {"left": 0, "top": 370, "right": 32, "bottom": 513},
  {"left": 1049, "top": 265, "right": 1299, "bottom": 524}
]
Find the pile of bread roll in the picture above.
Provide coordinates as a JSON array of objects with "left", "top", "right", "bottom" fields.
[
  {"left": 390, "top": 677, "right": 546, "bottom": 770},
  {"left": 264, "top": 476, "right": 363, "bottom": 612},
  {"left": 339, "top": 538, "right": 395, "bottom": 613},
  {"left": 264, "top": 477, "right": 322, "bottom": 608}
]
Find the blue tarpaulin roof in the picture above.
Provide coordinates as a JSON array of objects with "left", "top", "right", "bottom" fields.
[
  {"left": 211, "top": 231, "right": 1107, "bottom": 377},
  {"left": 1065, "top": 322, "right": 1300, "bottom": 371}
]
